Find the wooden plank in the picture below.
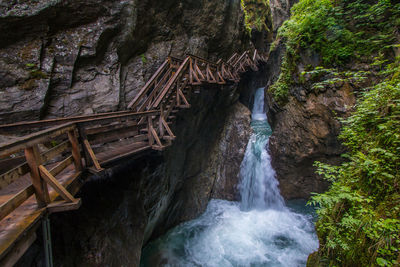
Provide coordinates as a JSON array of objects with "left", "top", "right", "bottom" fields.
[
  {"left": 38, "top": 165, "right": 75, "bottom": 202},
  {"left": 84, "top": 121, "right": 135, "bottom": 135},
  {"left": 0, "top": 163, "right": 30, "bottom": 190},
  {"left": 41, "top": 140, "right": 69, "bottom": 163},
  {"left": 68, "top": 130, "right": 83, "bottom": 171},
  {"left": 24, "top": 145, "right": 49, "bottom": 207},
  {"left": 0, "top": 228, "right": 37, "bottom": 267},
  {"left": 88, "top": 125, "right": 138, "bottom": 145},
  {"left": 47, "top": 199, "right": 81, "bottom": 213},
  {"left": 83, "top": 140, "right": 102, "bottom": 171},
  {"left": 77, "top": 110, "right": 159, "bottom": 129},
  {"left": 0, "top": 185, "right": 34, "bottom": 222},
  {"left": 48, "top": 156, "right": 73, "bottom": 177}
]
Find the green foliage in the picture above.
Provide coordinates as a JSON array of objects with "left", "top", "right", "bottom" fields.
[
  {"left": 279, "top": 0, "right": 400, "bottom": 65},
  {"left": 309, "top": 60, "right": 400, "bottom": 266},
  {"left": 241, "top": 0, "right": 271, "bottom": 33},
  {"left": 300, "top": 67, "right": 369, "bottom": 93},
  {"left": 269, "top": 57, "right": 293, "bottom": 104},
  {"left": 268, "top": 0, "right": 400, "bottom": 104},
  {"left": 140, "top": 54, "right": 147, "bottom": 64}
]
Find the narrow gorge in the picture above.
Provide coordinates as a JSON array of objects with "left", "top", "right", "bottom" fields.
[{"left": 0, "top": 0, "right": 398, "bottom": 266}]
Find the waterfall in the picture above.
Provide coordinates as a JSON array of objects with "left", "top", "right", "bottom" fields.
[
  {"left": 239, "top": 88, "right": 284, "bottom": 210},
  {"left": 141, "top": 88, "right": 318, "bottom": 267}
]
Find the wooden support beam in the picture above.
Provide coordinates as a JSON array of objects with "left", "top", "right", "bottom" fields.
[
  {"left": 47, "top": 199, "right": 81, "bottom": 213},
  {"left": 82, "top": 139, "right": 102, "bottom": 171},
  {"left": 150, "top": 126, "right": 163, "bottom": 147},
  {"left": 178, "top": 89, "right": 190, "bottom": 108},
  {"left": 191, "top": 66, "right": 202, "bottom": 85},
  {"left": 189, "top": 58, "right": 194, "bottom": 84},
  {"left": 194, "top": 63, "right": 206, "bottom": 81},
  {"left": 217, "top": 71, "right": 226, "bottom": 84},
  {"left": 147, "top": 117, "right": 154, "bottom": 146},
  {"left": 207, "top": 66, "right": 217, "bottom": 83},
  {"left": 25, "top": 145, "right": 50, "bottom": 207},
  {"left": 38, "top": 165, "right": 76, "bottom": 203},
  {"left": 159, "top": 106, "right": 165, "bottom": 138},
  {"left": 161, "top": 117, "right": 175, "bottom": 138},
  {"left": 67, "top": 130, "right": 82, "bottom": 172},
  {"left": 77, "top": 125, "right": 91, "bottom": 168}
]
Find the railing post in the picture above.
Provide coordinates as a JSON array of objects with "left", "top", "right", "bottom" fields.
[
  {"left": 67, "top": 129, "right": 83, "bottom": 172},
  {"left": 77, "top": 125, "right": 91, "bottom": 168},
  {"left": 25, "top": 145, "right": 50, "bottom": 207},
  {"left": 159, "top": 106, "right": 165, "bottom": 138},
  {"left": 147, "top": 116, "right": 154, "bottom": 146}
]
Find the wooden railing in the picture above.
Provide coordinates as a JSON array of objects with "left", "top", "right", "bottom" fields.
[{"left": 0, "top": 49, "right": 267, "bottom": 264}]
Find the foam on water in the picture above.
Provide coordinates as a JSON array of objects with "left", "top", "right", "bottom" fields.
[{"left": 141, "top": 88, "right": 318, "bottom": 267}]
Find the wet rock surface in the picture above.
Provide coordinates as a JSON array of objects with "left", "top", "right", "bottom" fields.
[
  {"left": 267, "top": 84, "right": 356, "bottom": 199},
  {"left": 0, "top": 0, "right": 250, "bottom": 123}
]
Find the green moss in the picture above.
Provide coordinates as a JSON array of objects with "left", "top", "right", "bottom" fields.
[
  {"left": 269, "top": 57, "right": 294, "bottom": 104},
  {"left": 241, "top": 0, "right": 271, "bottom": 33}
]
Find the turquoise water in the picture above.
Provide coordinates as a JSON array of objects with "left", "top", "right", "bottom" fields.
[{"left": 140, "top": 88, "right": 318, "bottom": 267}]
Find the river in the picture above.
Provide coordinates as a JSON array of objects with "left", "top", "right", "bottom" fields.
[{"left": 141, "top": 88, "right": 318, "bottom": 267}]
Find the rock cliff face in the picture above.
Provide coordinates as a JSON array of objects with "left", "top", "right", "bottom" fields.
[
  {"left": 18, "top": 87, "right": 253, "bottom": 267},
  {"left": 4, "top": 0, "right": 268, "bottom": 266},
  {"left": 267, "top": 83, "right": 355, "bottom": 198},
  {"left": 0, "top": 0, "right": 250, "bottom": 123}
]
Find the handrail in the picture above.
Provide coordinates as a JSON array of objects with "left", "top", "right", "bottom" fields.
[
  {"left": 127, "top": 59, "right": 170, "bottom": 109},
  {"left": 0, "top": 110, "right": 152, "bottom": 134},
  {"left": 153, "top": 56, "right": 190, "bottom": 108},
  {"left": 186, "top": 54, "right": 219, "bottom": 67},
  {"left": 0, "top": 123, "right": 76, "bottom": 157},
  {"left": 0, "top": 110, "right": 159, "bottom": 157}
]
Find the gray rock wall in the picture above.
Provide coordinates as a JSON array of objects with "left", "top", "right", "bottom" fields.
[
  {"left": 6, "top": 0, "right": 267, "bottom": 266},
  {"left": 0, "top": 0, "right": 250, "bottom": 123}
]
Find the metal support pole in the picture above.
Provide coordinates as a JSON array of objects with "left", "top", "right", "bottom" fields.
[{"left": 42, "top": 215, "right": 53, "bottom": 267}]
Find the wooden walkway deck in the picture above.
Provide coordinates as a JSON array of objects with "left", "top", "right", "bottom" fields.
[{"left": 0, "top": 50, "right": 267, "bottom": 265}]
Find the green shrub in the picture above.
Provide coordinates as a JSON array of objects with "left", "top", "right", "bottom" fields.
[
  {"left": 309, "top": 60, "right": 400, "bottom": 266},
  {"left": 269, "top": 0, "right": 400, "bottom": 104}
]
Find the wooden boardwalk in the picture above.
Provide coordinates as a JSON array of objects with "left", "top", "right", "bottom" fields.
[{"left": 0, "top": 50, "right": 266, "bottom": 265}]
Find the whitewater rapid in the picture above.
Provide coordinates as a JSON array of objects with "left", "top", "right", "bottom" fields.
[{"left": 141, "top": 88, "right": 318, "bottom": 267}]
